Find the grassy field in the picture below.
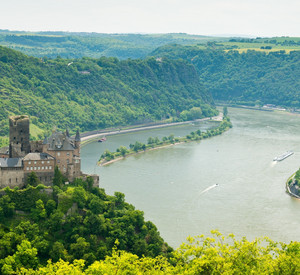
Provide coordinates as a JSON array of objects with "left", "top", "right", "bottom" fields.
[{"left": 196, "top": 37, "right": 300, "bottom": 53}]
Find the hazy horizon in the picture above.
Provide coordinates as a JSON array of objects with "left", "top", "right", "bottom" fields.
[{"left": 1, "top": 0, "right": 299, "bottom": 37}]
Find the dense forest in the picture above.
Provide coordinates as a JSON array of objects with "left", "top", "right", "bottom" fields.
[
  {"left": 0, "top": 45, "right": 217, "bottom": 138},
  {"left": 1, "top": 172, "right": 299, "bottom": 274},
  {"left": 0, "top": 172, "right": 172, "bottom": 274},
  {"left": 0, "top": 30, "right": 228, "bottom": 60},
  {"left": 151, "top": 44, "right": 300, "bottom": 107}
]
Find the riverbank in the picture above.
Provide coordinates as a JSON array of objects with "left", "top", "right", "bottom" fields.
[
  {"left": 286, "top": 173, "right": 300, "bottom": 199},
  {"left": 100, "top": 142, "right": 182, "bottom": 166},
  {"left": 98, "top": 116, "right": 232, "bottom": 166},
  {"left": 81, "top": 113, "right": 223, "bottom": 146}
]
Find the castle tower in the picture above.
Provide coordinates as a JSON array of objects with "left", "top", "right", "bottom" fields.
[
  {"left": 9, "top": 115, "right": 31, "bottom": 158},
  {"left": 74, "top": 129, "right": 81, "bottom": 149}
]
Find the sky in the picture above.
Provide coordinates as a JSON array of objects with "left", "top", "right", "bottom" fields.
[{"left": 1, "top": 0, "right": 299, "bottom": 37}]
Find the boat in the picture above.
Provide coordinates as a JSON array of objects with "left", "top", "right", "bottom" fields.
[
  {"left": 98, "top": 137, "right": 106, "bottom": 142},
  {"left": 273, "top": 151, "right": 293, "bottom": 161}
]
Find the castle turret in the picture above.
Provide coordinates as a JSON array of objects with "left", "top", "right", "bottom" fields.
[
  {"left": 75, "top": 129, "right": 81, "bottom": 149},
  {"left": 9, "top": 115, "right": 31, "bottom": 158}
]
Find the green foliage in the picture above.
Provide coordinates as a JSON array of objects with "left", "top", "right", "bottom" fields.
[
  {"left": 0, "top": 179, "right": 171, "bottom": 270},
  {"left": 52, "top": 166, "right": 64, "bottom": 188},
  {"left": 0, "top": 46, "right": 216, "bottom": 136},
  {"left": 295, "top": 168, "right": 300, "bottom": 181},
  {"left": 0, "top": 31, "right": 229, "bottom": 60},
  {"left": 3, "top": 185, "right": 49, "bottom": 211},
  {"left": 0, "top": 195, "right": 15, "bottom": 219},
  {"left": 16, "top": 231, "right": 300, "bottom": 274},
  {"left": 25, "top": 172, "right": 40, "bottom": 187},
  {"left": 152, "top": 45, "right": 300, "bottom": 107}
]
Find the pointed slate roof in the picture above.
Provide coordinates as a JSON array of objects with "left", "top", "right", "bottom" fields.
[
  {"left": 45, "top": 131, "right": 75, "bottom": 151},
  {"left": 75, "top": 130, "right": 81, "bottom": 142}
]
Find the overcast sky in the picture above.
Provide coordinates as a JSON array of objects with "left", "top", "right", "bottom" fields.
[{"left": 1, "top": 0, "right": 299, "bottom": 37}]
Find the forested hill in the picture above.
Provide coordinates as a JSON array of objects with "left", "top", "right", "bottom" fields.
[
  {"left": 0, "top": 46, "right": 217, "bottom": 137},
  {"left": 0, "top": 30, "right": 228, "bottom": 60},
  {"left": 151, "top": 44, "right": 300, "bottom": 107}
]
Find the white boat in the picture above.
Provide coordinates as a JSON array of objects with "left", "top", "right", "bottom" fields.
[{"left": 273, "top": 151, "right": 294, "bottom": 161}]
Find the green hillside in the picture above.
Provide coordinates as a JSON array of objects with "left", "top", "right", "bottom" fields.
[
  {"left": 0, "top": 174, "right": 172, "bottom": 274},
  {"left": 151, "top": 44, "right": 300, "bottom": 107},
  {"left": 0, "top": 46, "right": 217, "bottom": 137},
  {"left": 0, "top": 30, "right": 229, "bottom": 60}
]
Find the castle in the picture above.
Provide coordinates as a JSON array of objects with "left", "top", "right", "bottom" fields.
[{"left": 0, "top": 115, "right": 98, "bottom": 188}]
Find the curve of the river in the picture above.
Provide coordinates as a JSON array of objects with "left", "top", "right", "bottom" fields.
[{"left": 81, "top": 108, "right": 300, "bottom": 248}]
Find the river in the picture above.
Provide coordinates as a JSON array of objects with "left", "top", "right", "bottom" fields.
[{"left": 81, "top": 108, "right": 300, "bottom": 248}]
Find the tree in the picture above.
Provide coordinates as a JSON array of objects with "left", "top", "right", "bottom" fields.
[
  {"left": 53, "top": 166, "right": 63, "bottom": 188},
  {"left": 45, "top": 199, "right": 56, "bottom": 216},
  {"left": 118, "top": 146, "right": 129, "bottom": 157},
  {"left": 1, "top": 240, "right": 39, "bottom": 274},
  {"left": 31, "top": 199, "right": 47, "bottom": 221},
  {"left": 26, "top": 172, "right": 40, "bottom": 187},
  {"left": 0, "top": 195, "right": 15, "bottom": 218},
  {"left": 49, "top": 242, "right": 68, "bottom": 262}
]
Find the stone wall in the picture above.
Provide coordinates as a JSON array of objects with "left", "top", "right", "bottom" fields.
[{"left": 0, "top": 168, "right": 24, "bottom": 188}]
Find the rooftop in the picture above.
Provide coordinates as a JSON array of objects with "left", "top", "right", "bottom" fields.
[
  {"left": 44, "top": 131, "right": 76, "bottom": 151},
  {"left": 23, "top": 153, "right": 55, "bottom": 161},
  {"left": 0, "top": 158, "right": 23, "bottom": 168}
]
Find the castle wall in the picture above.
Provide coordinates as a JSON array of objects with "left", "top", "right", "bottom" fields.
[
  {"left": 23, "top": 158, "right": 55, "bottom": 175},
  {"left": 44, "top": 149, "right": 74, "bottom": 177},
  {"left": 0, "top": 168, "right": 24, "bottom": 188},
  {"left": 30, "top": 141, "right": 43, "bottom": 153},
  {"left": 24, "top": 171, "right": 54, "bottom": 186}
]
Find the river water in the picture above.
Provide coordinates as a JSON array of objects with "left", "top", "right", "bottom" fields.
[{"left": 81, "top": 108, "right": 300, "bottom": 248}]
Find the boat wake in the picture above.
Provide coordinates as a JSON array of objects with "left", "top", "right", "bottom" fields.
[{"left": 199, "top": 184, "right": 219, "bottom": 195}]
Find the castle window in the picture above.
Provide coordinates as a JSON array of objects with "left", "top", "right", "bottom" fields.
[
  {"left": 67, "top": 152, "right": 70, "bottom": 156},
  {"left": 26, "top": 167, "right": 29, "bottom": 171},
  {"left": 28, "top": 161, "right": 31, "bottom": 164},
  {"left": 57, "top": 152, "right": 60, "bottom": 156},
  {"left": 21, "top": 138, "right": 23, "bottom": 141},
  {"left": 16, "top": 178, "right": 18, "bottom": 183},
  {"left": 45, "top": 166, "right": 48, "bottom": 170},
  {"left": 67, "top": 159, "right": 69, "bottom": 164},
  {"left": 49, "top": 166, "right": 52, "bottom": 170},
  {"left": 42, "top": 167, "right": 44, "bottom": 170},
  {"left": 64, "top": 167, "right": 66, "bottom": 171},
  {"left": 38, "top": 167, "right": 40, "bottom": 170},
  {"left": 30, "top": 167, "right": 33, "bottom": 170},
  {"left": 34, "top": 161, "right": 37, "bottom": 164},
  {"left": 42, "top": 161, "right": 44, "bottom": 164},
  {"left": 47, "top": 161, "right": 50, "bottom": 164},
  {"left": 34, "top": 167, "right": 37, "bottom": 170},
  {"left": 57, "top": 160, "right": 60, "bottom": 164}
]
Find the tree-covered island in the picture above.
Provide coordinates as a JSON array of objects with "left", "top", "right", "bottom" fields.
[
  {"left": 287, "top": 168, "right": 300, "bottom": 199},
  {"left": 99, "top": 115, "right": 232, "bottom": 166}
]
